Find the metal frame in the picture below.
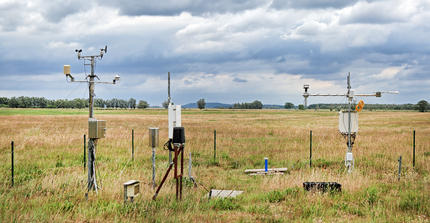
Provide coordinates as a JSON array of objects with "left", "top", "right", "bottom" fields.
[
  {"left": 64, "top": 46, "right": 120, "bottom": 192},
  {"left": 152, "top": 144, "right": 184, "bottom": 201},
  {"left": 302, "top": 72, "right": 398, "bottom": 172}
]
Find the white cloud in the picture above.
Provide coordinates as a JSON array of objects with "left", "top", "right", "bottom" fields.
[
  {"left": 44, "top": 41, "right": 81, "bottom": 49},
  {"left": 371, "top": 66, "right": 405, "bottom": 79},
  {"left": 339, "top": 1, "right": 417, "bottom": 24}
]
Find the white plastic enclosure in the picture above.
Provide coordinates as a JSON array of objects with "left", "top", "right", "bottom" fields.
[
  {"left": 339, "top": 111, "right": 358, "bottom": 133},
  {"left": 168, "top": 104, "right": 181, "bottom": 139}
]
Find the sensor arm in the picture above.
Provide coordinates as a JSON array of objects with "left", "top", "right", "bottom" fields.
[{"left": 304, "top": 91, "right": 399, "bottom": 97}]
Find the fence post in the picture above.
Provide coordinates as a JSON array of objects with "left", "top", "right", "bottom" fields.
[
  {"left": 11, "top": 141, "right": 14, "bottom": 187},
  {"left": 214, "top": 130, "right": 216, "bottom": 163},
  {"left": 310, "top": 130, "right": 312, "bottom": 167},
  {"left": 398, "top": 156, "right": 402, "bottom": 181},
  {"left": 84, "top": 134, "right": 86, "bottom": 171},
  {"left": 132, "top": 129, "right": 134, "bottom": 161},
  {"left": 413, "top": 130, "right": 415, "bottom": 168}
]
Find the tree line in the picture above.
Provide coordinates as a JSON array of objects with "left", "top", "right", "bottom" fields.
[
  {"left": 232, "top": 100, "right": 263, "bottom": 109},
  {"left": 0, "top": 96, "right": 150, "bottom": 109},
  {"left": 193, "top": 99, "right": 264, "bottom": 109}
]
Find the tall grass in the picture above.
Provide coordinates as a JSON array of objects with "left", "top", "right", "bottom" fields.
[{"left": 0, "top": 109, "right": 429, "bottom": 222}]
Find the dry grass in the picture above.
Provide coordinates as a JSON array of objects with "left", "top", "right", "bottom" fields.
[{"left": 0, "top": 108, "right": 429, "bottom": 222}]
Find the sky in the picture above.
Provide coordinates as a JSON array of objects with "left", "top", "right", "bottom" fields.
[{"left": 1, "top": 0, "right": 429, "bottom": 107}]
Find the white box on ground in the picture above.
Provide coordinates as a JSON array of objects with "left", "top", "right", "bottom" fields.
[{"left": 123, "top": 180, "right": 140, "bottom": 198}]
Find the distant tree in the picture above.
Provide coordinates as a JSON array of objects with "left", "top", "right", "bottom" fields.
[
  {"left": 284, "top": 102, "right": 294, "bottom": 109},
  {"left": 111, "top": 98, "right": 118, "bottom": 108},
  {"left": 118, "top": 99, "right": 127, "bottom": 108},
  {"left": 298, "top": 105, "right": 305, "bottom": 110},
  {"left": 8, "top": 97, "right": 18, "bottom": 108},
  {"left": 62, "top": 99, "right": 70, "bottom": 108},
  {"left": 30, "top": 97, "right": 38, "bottom": 107},
  {"left": 253, "top": 100, "right": 263, "bottom": 109},
  {"left": 162, "top": 101, "right": 169, "bottom": 109},
  {"left": 18, "top": 96, "right": 31, "bottom": 108},
  {"left": 128, "top": 98, "right": 136, "bottom": 109},
  {"left": 197, "top": 98, "right": 206, "bottom": 109},
  {"left": 329, "top": 104, "right": 333, "bottom": 111},
  {"left": 94, "top": 98, "right": 105, "bottom": 108},
  {"left": 0, "top": 97, "right": 8, "bottom": 105},
  {"left": 73, "top": 98, "right": 85, "bottom": 109},
  {"left": 315, "top": 104, "right": 319, "bottom": 111},
  {"left": 39, "top": 97, "right": 47, "bottom": 108},
  {"left": 137, "top": 100, "right": 149, "bottom": 109},
  {"left": 415, "top": 100, "right": 429, "bottom": 112}
]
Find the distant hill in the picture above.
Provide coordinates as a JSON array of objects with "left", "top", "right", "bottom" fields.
[
  {"left": 263, "top": 104, "right": 284, "bottom": 109},
  {"left": 182, "top": 102, "right": 287, "bottom": 109}
]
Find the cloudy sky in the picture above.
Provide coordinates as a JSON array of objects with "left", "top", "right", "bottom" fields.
[{"left": 1, "top": 0, "right": 429, "bottom": 106}]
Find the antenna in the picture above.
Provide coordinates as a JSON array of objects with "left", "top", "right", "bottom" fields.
[
  {"left": 63, "top": 46, "right": 121, "bottom": 192},
  {"left": 168, "top": 72, "right": 171, "bottom": 104},
  {"left": 302, "top": 72, "right": 399, "bottom": 172}
]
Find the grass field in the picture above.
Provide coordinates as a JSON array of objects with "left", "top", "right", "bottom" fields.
[{"left": 0, "top": 108, "right": 429, "bottom": 222}]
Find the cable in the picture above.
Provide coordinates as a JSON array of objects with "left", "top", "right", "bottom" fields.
[
  {"left": 299, "top": 96, "right": 347, "bottom": 175},
  {"left": 191, "top": 170, "right": 209, "bottom": 192},
  {"left": 13, "top": 82, "right": 84, "bottom": 153}
]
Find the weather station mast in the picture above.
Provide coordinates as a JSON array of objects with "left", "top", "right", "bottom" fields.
[
  {"left": 63, "top": 46, "right": 121, "bottom": 192},
  {"left": 303, "top": 72, "right": 398, "bottom": 172}
]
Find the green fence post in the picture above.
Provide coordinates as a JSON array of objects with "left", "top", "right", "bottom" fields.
[
  {"left": 214, "top": 130, "right": 216, "bottom": 163},
  {"left": 84, "top": 134, "right": 86, "bottom": 171},
  {"left": 413, "top": 130, "right": 415, "bottom": 168},
  {"left": 310, "top": 130, "right": 312, "bottom": 167},
  {"left": 11, "top": 141, "right": 14, "bottom": 187},
  {"left": 132, "top": 129, "right": 135, "bottom": 161}
]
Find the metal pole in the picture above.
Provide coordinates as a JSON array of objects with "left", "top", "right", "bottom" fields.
[
  {"left": 89, "top": 57, "right": 95, "bottom": 119},
  {"left": 152, "top": 147, "right": 156, "bottom": 189},
  {"left": 84, "top": 134, "right": 86, "bottom": 170},
  {"left": 180, "top": 145, "right": 184, "bottom": 200},
  {"left": 310, "top": 130, "right": 312, "bottom": 167},
  {"left": 87, "top": 56, "right": 97, "bottom": 192},
  {"left": 188, "top": 152, "right": 192, "bottom": 180},
  {"left": 398, "top": 156, "right": 402, "bottom": 181},
  {"left": 11, "top": 141, "right": 14, "bottom": 187},
  {"left": 124, "top": 185, "right": 127, "bottom": 204},
  {"left": 214, "top": 130, "right": 216, "bottom": 163},
  {"left": 347, "top": 72, "right": 352, "bottom": 153},
  {"left": 132, "top": 129, "right": 134, "bottom": 161},
  {"left": 175, "top": 145, "right": 178, "bottom": 200},
  {"left": 413, "top": 130, "right": 415, "bottom": 168},
  {"left": 168, "top": 72, "right": 170, "bottom": 104}
]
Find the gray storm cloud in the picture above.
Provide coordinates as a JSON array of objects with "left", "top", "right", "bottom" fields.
[{"left": 0, "top": 0, "right": 429, "bottom": 105}]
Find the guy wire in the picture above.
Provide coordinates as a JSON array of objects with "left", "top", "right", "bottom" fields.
[
  {"left": 101, "top": 82, "right": 164, "bottom": 179},
  {"left": 13, "top": 82, "right": 84, "bottom": 153}
]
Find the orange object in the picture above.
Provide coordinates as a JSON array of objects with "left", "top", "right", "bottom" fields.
[{"left": 356, "top": 100, "right": 364, "bottom": 112}]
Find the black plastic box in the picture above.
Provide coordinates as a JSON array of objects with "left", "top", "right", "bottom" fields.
[
  {"left": 173, "top": 127, "right": 185, "bottom": 144},
  {"left": 303, "top": 182, "right": 341, "bottom": 192}
]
